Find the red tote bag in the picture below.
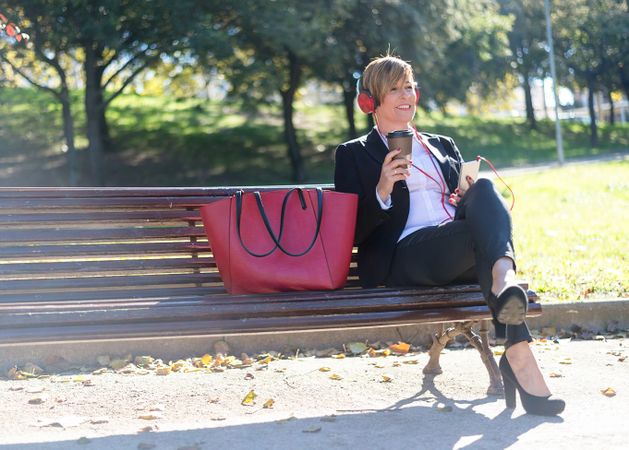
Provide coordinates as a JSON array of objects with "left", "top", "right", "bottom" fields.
[{"left": 200, "top": 188, "right": 357, "bottom": 295}]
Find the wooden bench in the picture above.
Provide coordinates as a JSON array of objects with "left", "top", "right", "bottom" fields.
[{"left": 0, "top": 187, "right": 541, "bottom": 394}]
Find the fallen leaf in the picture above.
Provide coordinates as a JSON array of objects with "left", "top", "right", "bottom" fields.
[
  {"left": 210, "top": 416, "right": 226, "bottom": 421},
  {"left": 149, "top": 404, "right": 165, "bottom": 412},
  {"left": 36, "top": 415, "right": 88, "bottom": 428},
  {"left": 319, "top": 367, "right": 331, "bottom": 372},
  {"left": 403, "top": 359, "right": 419, "bottom": 365},
  {"left": 392, "top": 362, "right": 401, "bottom": 367},
  {"left": 28, "top": 396, "right": 48, "bottom": 405},
  {"left": 374, "top": 363, "right": 385, "bottom": 369},
  {"left": 200, "top": 354, "right": 213, "bottom": 366},
  {"left": 90, "top": 417, "right": 109, "bottom": 424},
  {"left": 7, "top": 367, "right": 26, "bottom": 380},
  {"left": 331, "top": 353, "right": 346, "bottom": 359},
  {"left": 138, "top": 425, "right": 158, "bottom": 433},
  {"left": 493, "top": 350, "right": 504, "bottom": 356},
  {"left": 241, "top": 390, "right": 257, "bottom": 406},
  {"left": 549, "top": 372, "right": 563, "bottom": 378},
  {"left": 381, "top": 374, "right": 393, "bottom": 383},
  {"left": 139, "top": 414, "right": 163, "bottom": 420},
  {"left": 263, "top": 399, "right": 275, "bottom": 409},
  {"left": 244, "top": 372, "right": 255, "bottom": 380},
  {"left": 601, "top": 387, "right": 616, "bottom": 397},
  {"left": 388, "top": 342, "right": 410, "bottom": 354},
  {"left": 110, "top": 359, "right": 129, "bottom": 370},
  {"left": 329, "top": 373, "right": 343, "bottom": 381},
  {"left": 276, "top": 415, "right": 297, "bottom": 424},
  {"left": 155, "top": 367, "right": 171, "bottom": 376},
  {"left": 347, "top": 342, "right": 368, "bottom": 355},
  {"left": 302, "top": 426, "right": 322, "bottom": 433},
  {"left": 134, "top": 356, "right": 155, "bottom": 366}
]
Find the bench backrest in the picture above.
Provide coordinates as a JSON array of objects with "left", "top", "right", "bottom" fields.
[{"left": 0, "top": 186, "right": 355, "bottom": 305}]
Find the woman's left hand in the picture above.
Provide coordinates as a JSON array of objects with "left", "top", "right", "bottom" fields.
[{"left": 448, "top": 176, "right": 475, "bottom": 207}]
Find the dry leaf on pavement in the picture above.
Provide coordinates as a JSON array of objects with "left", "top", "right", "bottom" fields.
[
  {"left": 388, "top": 342, "right": 410, "bottom": 354},
  {"left": 241, "top": 390, "right": 257, "bottom": 406},
  {"left": 263, "top": 399, "right": 275, "bottom": 409},
  {"left": 329, "top": 373, "right": 343, "bottom": 381},
  {"left": 601, "top": 387, "right": 616, "bottom": 397}
]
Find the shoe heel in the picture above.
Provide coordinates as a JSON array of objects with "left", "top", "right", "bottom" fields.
[{"left": 503, "top": 376, "right": 516, "bottom": 409}]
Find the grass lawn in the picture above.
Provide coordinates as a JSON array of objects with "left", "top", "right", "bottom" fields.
[{"left": 506, "top": 160, "right": 628, "bottom": 302}]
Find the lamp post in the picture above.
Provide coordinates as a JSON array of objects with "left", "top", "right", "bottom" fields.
[{"left": 544, "top": 0, "right": 565, "bottom": 164}]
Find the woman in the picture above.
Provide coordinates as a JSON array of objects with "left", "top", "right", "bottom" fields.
[{"left": 334, "top": 54, "right": 564, "bottom": 416}]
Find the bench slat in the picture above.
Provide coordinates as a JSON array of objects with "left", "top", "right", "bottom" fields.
[
  {"left": 0, "top": 243, "right": 211, "bottom": 258},
  {"left": 0, "top": 226, "right": 206, "bottom": 243},
  {"left": 0, "top": 210, "right": 201, "bottom": 224},
  {"left": 0, "top": 272, "right": 220, "bottom": 291},
  {"left": 0, "top": 303, "right": 542, "bottom": 345}
]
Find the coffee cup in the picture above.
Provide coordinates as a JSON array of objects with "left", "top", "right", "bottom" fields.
[{"left": 387, "top": 130, "right": 413, "bottom": 167}]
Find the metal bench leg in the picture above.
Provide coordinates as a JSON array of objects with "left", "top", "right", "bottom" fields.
[
  {"left": 423, "top": 323, "right": 464, "bottom": 375},
  {"left": 461, "top": 320, "right": 504, "bottom": 396}
]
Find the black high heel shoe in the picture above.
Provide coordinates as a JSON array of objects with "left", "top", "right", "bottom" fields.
[
  {"left": 492, "top": 285, "right": 528, "bottom": 326},
  {"left": 499, "top": 354, "right": 565, "bottom": 416}
]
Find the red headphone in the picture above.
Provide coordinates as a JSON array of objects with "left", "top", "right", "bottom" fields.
[{"left": 356, "top": 76, "right": 421, "bottom": 114}]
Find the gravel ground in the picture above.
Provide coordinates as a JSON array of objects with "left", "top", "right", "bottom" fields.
[{"left": 0, "top": 337, "right": 627, "bottom": 450}]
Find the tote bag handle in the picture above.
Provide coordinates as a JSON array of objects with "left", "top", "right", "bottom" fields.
[{"left": 235, "top": 187, "right": 324, "bottom": 257}]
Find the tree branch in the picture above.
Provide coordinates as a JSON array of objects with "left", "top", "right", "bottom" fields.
[
  {"left": 0, "top": 54, "right": 61, "bottom": 99},
  {"left": 104, "top": 56, "right": 158, "bottom": 107},
  {"left": 102, "top": 47, "right": 151, "bottom": 90}
]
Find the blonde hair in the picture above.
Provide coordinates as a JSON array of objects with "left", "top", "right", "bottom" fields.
[{"left": 362, "top": 55, "right": 414, "bottom": 108}]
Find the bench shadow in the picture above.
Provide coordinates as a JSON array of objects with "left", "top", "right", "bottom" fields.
[{"left": 1, "top": 373, "right": 563, "bottom": 450}]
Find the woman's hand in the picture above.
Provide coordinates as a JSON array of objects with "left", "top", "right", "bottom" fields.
[
  {"left": 376, "top": 149, "right": 410, "bottom": 202},
  {"left": 448, "top": 176, "right": 475, "bottom": 207}
]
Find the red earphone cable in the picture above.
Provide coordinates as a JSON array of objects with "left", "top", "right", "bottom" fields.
[{"left": 476, "top": 155, "right": 516, "bottom": 211}]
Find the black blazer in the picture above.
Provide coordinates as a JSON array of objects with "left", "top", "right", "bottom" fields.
[{"left": 334, "top": 128, "right": 465, "bottom": 287}]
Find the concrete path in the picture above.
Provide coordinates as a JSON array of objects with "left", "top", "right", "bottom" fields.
[{"left": 1, "top": 337, "right": 627, "bottom": 450}]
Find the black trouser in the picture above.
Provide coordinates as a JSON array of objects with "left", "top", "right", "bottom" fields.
[{"left": 385, "top": 178, "right": 531, "bottom": 347}]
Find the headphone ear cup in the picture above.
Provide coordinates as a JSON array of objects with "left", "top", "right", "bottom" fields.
[
  {"left": 415, "top": 86, "right": 421, "bottom": 105},
  {"left": 357, "top": 91, "right": 375, "bottom": 114}
]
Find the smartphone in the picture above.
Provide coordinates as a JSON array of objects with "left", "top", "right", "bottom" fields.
[{"left": 458, "top": 159, "right": 480, "bottom": 191}]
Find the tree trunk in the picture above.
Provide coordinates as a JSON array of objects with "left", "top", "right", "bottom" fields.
[
  {"left": 59, "top": 88, "right": 78, "bottom": 186},
  {"left": 620, "top": 65, "right": 629, "bottom": 102},
  {"left": 342, "top": 82, "right": 357, "bottom": 139},
  {"left": 280, "top": 50, "right": 304, "bottom": 183},
  {"left": 607, "top": 90, "right": 615, "bottom": 125},
  {"left": 84, "top": 44, "right": 106, "bottom": 186},
  {"left": 523, "top": 74, "right": 537, "bottom": 129},
  {"left": 587, "top": 76, "right": 598, "bottom": 147}
]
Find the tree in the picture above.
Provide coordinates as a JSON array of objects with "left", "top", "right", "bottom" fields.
[
  {"left": 6, "top": 0, "right": 206, "bottom": 185},
  {"left": 1, "top": 3, "right": 80, "bottom": 184},
  {"left": 554, "top": 0, "right": 628, "bottom": 146},
  {"left": 211, "top": 0, "right": 350, "bottom": 182},
  {"left": 499, "top": 0, "right": 548, "bottom": 129},
  {"left": 424, "top": 0, "right": 513, "bottom": 114}
]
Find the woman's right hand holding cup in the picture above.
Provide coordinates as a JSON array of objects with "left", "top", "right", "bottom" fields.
[{"left": 376, "top": 148, "right": 410, "bottom": 203}]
